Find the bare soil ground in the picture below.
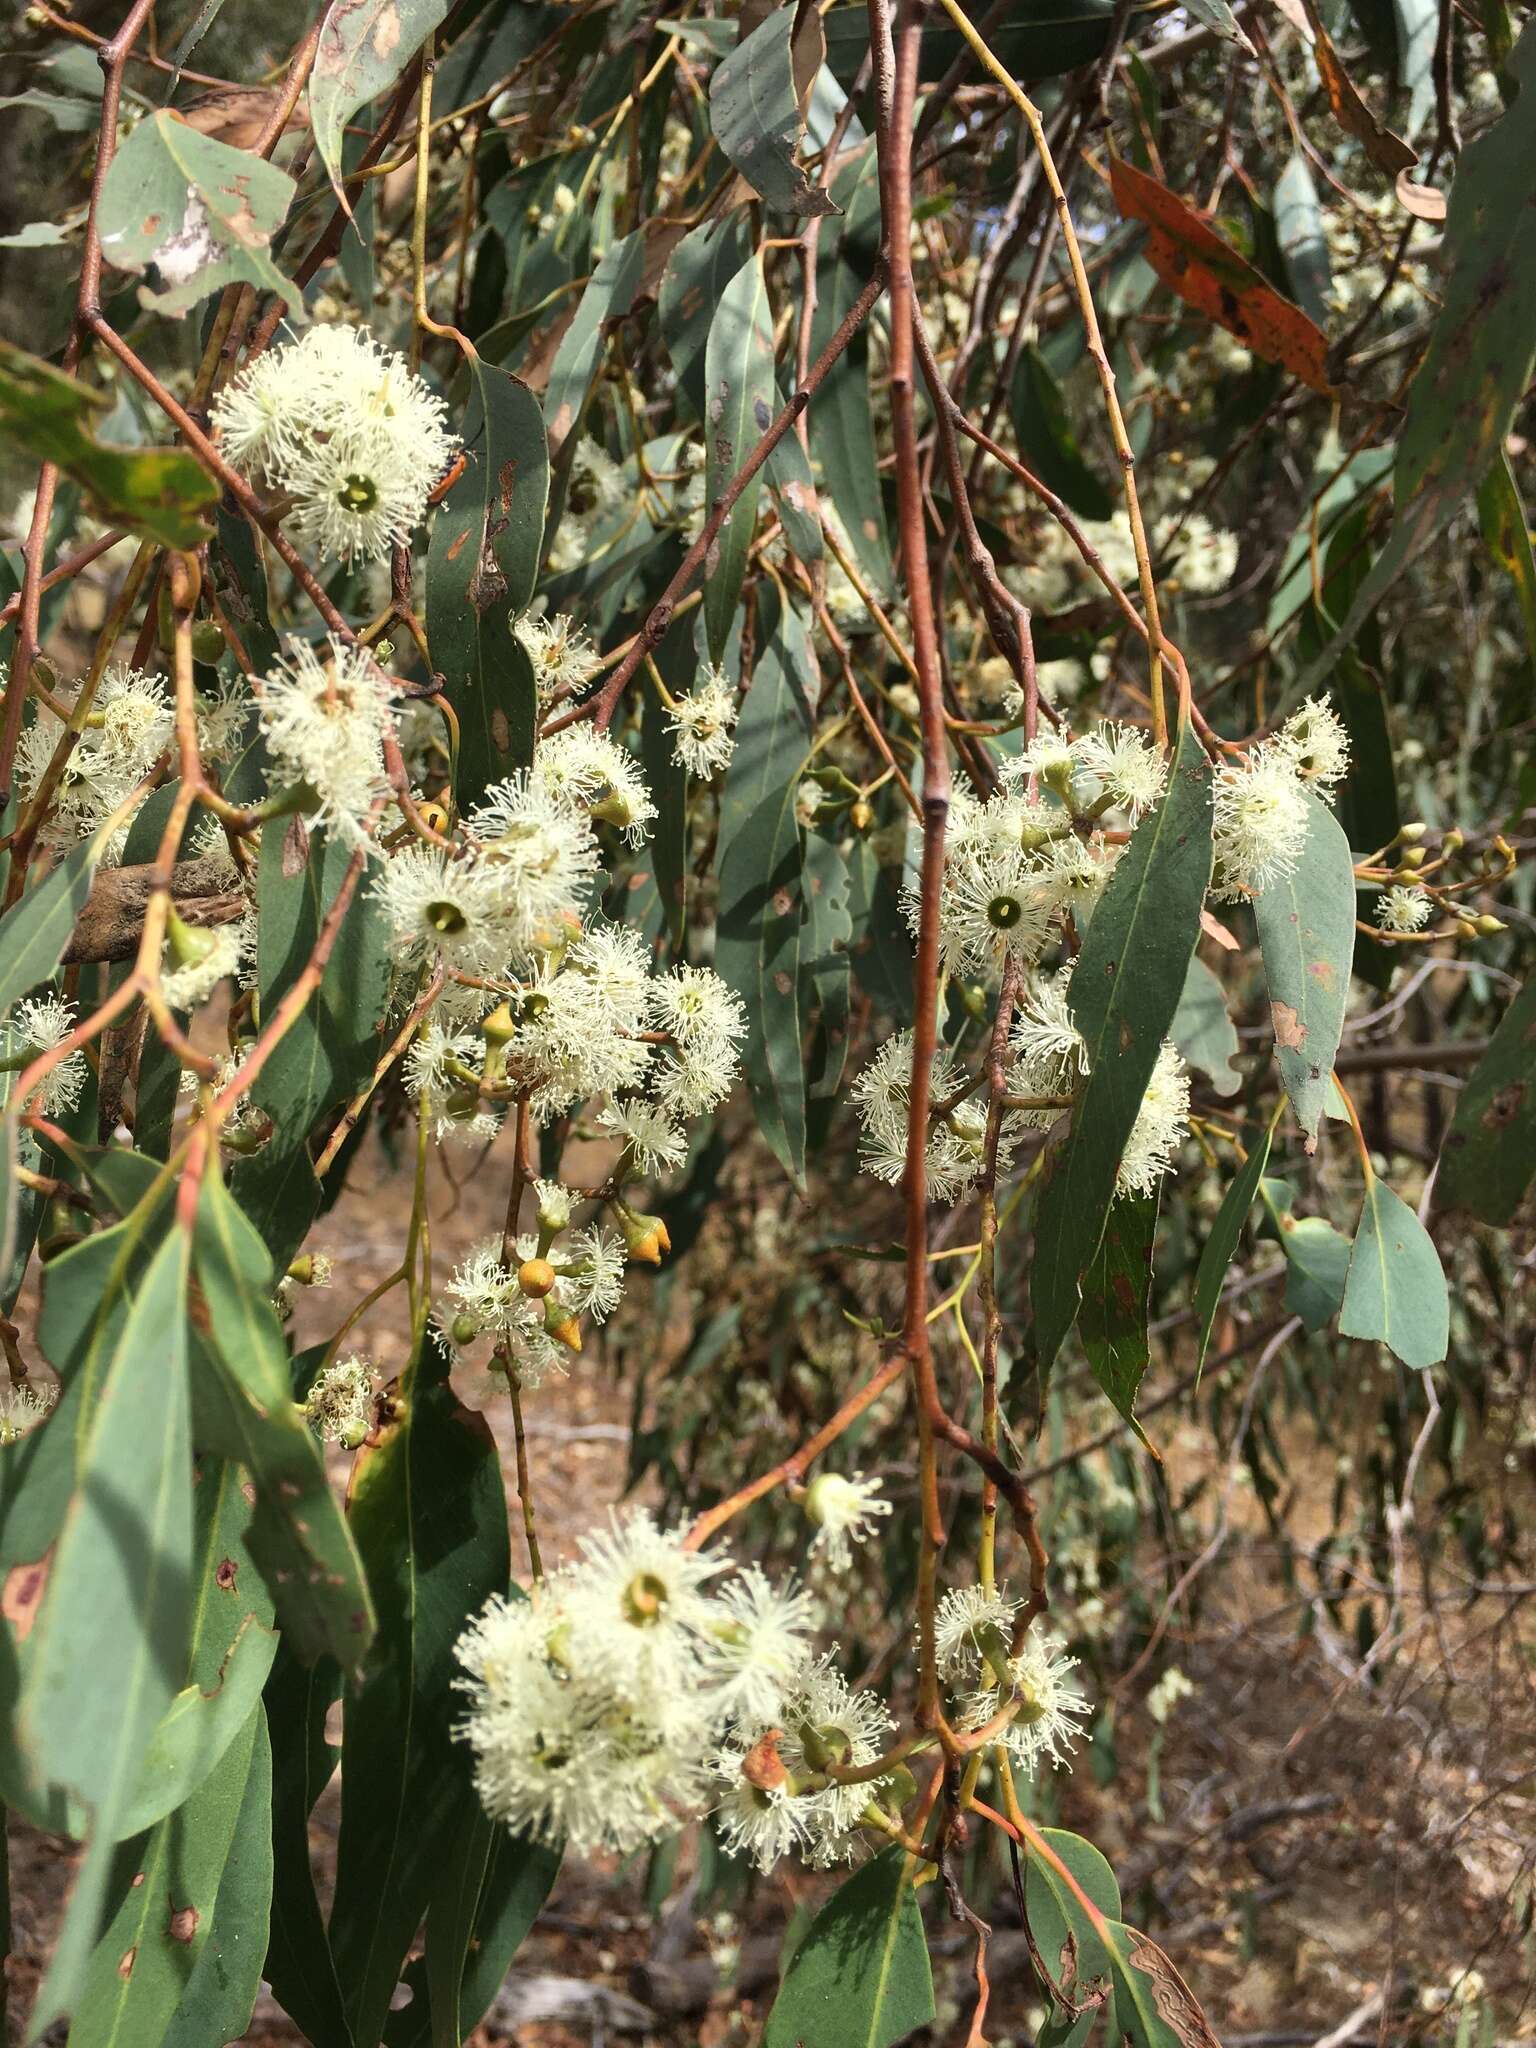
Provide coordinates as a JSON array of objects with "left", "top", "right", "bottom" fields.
[{"left": 7, "top": 1123, "right": 1535, "bottom": 2047}]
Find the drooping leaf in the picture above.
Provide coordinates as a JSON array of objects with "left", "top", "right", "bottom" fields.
[
  {"left": 709, "top": 7, "right": 838, "bottom": 219},
  {"left": 1181, "top": 0, "right": 1255, "bottom": 47},
  {"left": 96, "top": 111, "right": 300, "bottom": 319},
  {"left": 1273, "top": 152, "right": 1331, "bottom": 329},
  {"left": 1393, "top": 0, "right": 1438, "bottom": 135},
  {"left": 193, "top": 1172, "right": 374, "bottom": 1669},
  {"left": 310, "top": 0, "right": 449, "bottom": 197},
  {"left": 1339, "top": 1177, "right": 1448, "bottom": 1368},
  {"left": 1193, "top": 1126, "right": 1274, "bottom": 1372},
  {"left": 1010, "top": 343, "right": 1114, "bottom": 521},
  {"left": 1023, "top": 1826, "right": 1122, "bottom": 2005},
  {"left": 1170, "top": 955, "right": 1241, "bottom": 1097},
  {"left": 0, "top": 839, "right": 97, "bottom": 1014},
  {"left": 1031, "top": 719, "right": 1213, "bottom": 1377},
  {"left": 1079, "top": 1192, "right": 1160, "bottom": 1452},
  {"left": 762, "top": 1848, "right": 935, "bottom": 2048},
  {"left": 69, "top": 1703, "right": 262, "bottom": 2048},
  {"left": 766, "top": 399, "right": 825, "bottom": 566},
  {"left": 0, "top": 341, "right": 218, "bottom": 547},
  {"left": 1109, "top": 156, "right": 1332, "bottom": 393},
  {"left": 328, "top": 1338, "right": 511, "bottom": 2048},
  {"left": 701, "top": 250, "right": 777, "bottom": 663},
  {"left": 427, "top": 359, "right": 548, "bottom": 803},
  {"left": 802, "top": 824, "right": 853, "bottom": 1111},
  {"left": 1259, "top": 1181, "right": 1353, "bottom": 1333},
  {"left": 158, "top": 1706, "right": 274, "bottom": 2048},
  {"left": 1252, "top": 791, "right": 1356, "bottom": 1152},
  {"left": 714, "top": 591, "right": 815, "bottom": 1188},
  {"left": 1439, "top": 971, "right": 1536, "bottom": 1225}
]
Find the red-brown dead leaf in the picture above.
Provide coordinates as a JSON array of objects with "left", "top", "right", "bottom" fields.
[{"left": 1109, "top": 156, "right": 1333, "bottom": 394}]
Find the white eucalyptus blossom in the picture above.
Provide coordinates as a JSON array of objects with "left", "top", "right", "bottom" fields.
[
  {"left": 532, "top": 727, "right": 656, "bottom": 847},
  {"left": 1072, "top": 722, "right": 1168, "bottom": 819},
  {"left": 372, "top": 846, "right": 520, "bottom": 978},
  {"left": 701, "top": 1569, "right": 820, "bottom": 1723},
  {"left": 599, "top": 1099, "right": 687, "bottom": 1177},
  {"left": 666, "top": 667, "right": 739, "bottom": 777},
  {"left": 466, "top": 773, "right": 603, "bottom": 951},
  {"left": 934, "top": 1582, "right": 1019, "bottom": 1682},
  {"left": 958, "top": 1622, "right": 1089, "bottom": 1775},
  {"left": 804, "top": 1470, "right": 893, "bottom": 1572},
  {"left": 13, "top": 664, "right": 173, "bottom": 858},
  {"left": 1274, "top": 694, "right": 1350, "bottom": 787},
  {"left": 1116, "top": 1040, "right": 1191, "bottom": 1198},
  {"left": 160, "top": 915, "right": 253, "bottom": 1012},
  {"left": 304, "top": 1355, "right": 380, "bottom": 1448},
  {"left": 259, "top": 638, "right": 395, "bottom": 848},
  {"left": 211, "top": 323, "right": 455, "bottom": 564},
  {"left": 515, "top": 612, "right": 601, "bottom": 700},
  {"left": 852, "top": 1030, "right": 992, "bottom": 1204},
  {"left": 6, "top": 995, "right": 87, "bottom": 1117},
  {"left": 1211, "top": 742, "right": 1312, "bottom": 899},
  {"left": 0, "top": 1378, "right": 56, "bottom": 1445},
  {"left": 1377, "top": 883, "right": 1433, "bottom": 933}
]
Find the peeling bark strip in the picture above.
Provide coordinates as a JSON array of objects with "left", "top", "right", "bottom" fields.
[{"left": 61, "top": 855, "right": 248, "bottom": 964}]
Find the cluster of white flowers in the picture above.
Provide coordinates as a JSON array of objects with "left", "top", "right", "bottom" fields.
[
  {"left": 856, "top": 967, "right": 1190, "bottom": 1209},
  {"left": 258, "top": 637, "right": 397, "bottom": 850},
  {"left": 3, "top": 995, "right": 87, "bottom": 1118},
  {"left": 303, "top": 1355, "right": 380, "bottom": 1448},
  {"left": 546, "top": 439, "right": 627, "bottom": 574},
  {"left": 211, "top": 323, "right": 457, "bottom": 564},
  {"left": 1004, "top": 506, "right": 1238, "bottom": 614},
  {"left": 666, "top": 665, "right": 739, "bottom": 778},
  {"left": 435, "top": 1187, "right": 629, "bottom": 1389},
  {"left": 1211, "top": 695, "right": 1349, "bottom": 900},
  {"left": 935, "top": 1583, "right": 1089, "bottom": 1775},
  {"left": 14, "top": 665, "right": 173, "bottom": 859},
  {"left": 160, "top": 911, "right": 257, "bottom": 1013},
  {"left": 515, "top": 611, "right": 602, "bottom": 701}
]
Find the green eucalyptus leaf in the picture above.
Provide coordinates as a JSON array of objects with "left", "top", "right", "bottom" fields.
[
  {"left": 701, "top": 250, "right": 777, "bottom": 663},
  {"left": 0, "top": 841, "right": 98, "bottom": 1014},
  {"left": 809, "top": 143, "right": 892, "bottom": 591},
  {"left": 542, "top": 229, "right": 646, "bottom": 456},
  {"left": 310, "top": 0, "right": 450, "bottom": 197},
  {"left": 1252, "top": 791, "right": 1355, "bottom": 1152},
  {"left": 262, "top": 1640, "right": 350, "bottom": 2048},
  {"left": 97, "top": 111, "right": 300, "bottom": 319},
  {"left": 658, "top": 214, "right": 754, "bottom": 420},
  {"left": 427, "top": 359, "right": 549, "bottom": 803},
  {"left": 1031, "top": 719, "right": 1213, "bottom": 1377},
  {"left": 714, "top": 590, "right": 815, "bottom": 1188},
  {"left": 1340, "top": 1177, "right": 1449, "bottom": 1368},
  {"left": 328, "top": 1338, "right": 511, "bottom": 2048},
  {"left": 1010, "top": 343, "right": 1114, "bottom": 522},
  {"left": 0, "top": 341, "right": 217, "bottom": 547},
  {"left": 1170, "top": 955, "right": 1241, "bottom": 1097},
  {"left": 1438, "top": 971, "right": 1536, "bottom": 1225},
  {"left": 709, "top": 7, "right": 838, "bottom": 219},
  {"left": 762, "top": 1847, "right": 935, "bottom": 2048},
  {"left": 1274, "top": 151, "right": 1331, "bottom": 328},
  {"left": 1259, "top": 1180, "right": 1353, "bottom": 1332},
  {"left": 1079, "top": 1192, "right": 1159, "bottom": 1452},
  {"left": 1193, "top": 1127, "right": 1274, "bottom": 1372},
  {"left": 1477, "top": 446, "right": 1536, "bottom": 675}
]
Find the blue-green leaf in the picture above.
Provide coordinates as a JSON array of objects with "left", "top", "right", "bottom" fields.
[
  {"left": 709, "top": 7, "right": 839, "bottom": 219},
  {"left": 762, "top": 1848, "right": 934, "bottom": 2048},
  {"left": 701, "top": 251, "right": 777, "bottom": 664},
  {"left": 1339, "top": 1177, "right": 1448, "bottom": 1368},
  {"left": 1193, "top": 1127, "right": 1274, "bottom": 1371},
  {"left": 310, "top": 0, "right": 449, "bottom": 196},
  {"left": 1252, "top": 791, "right": 1355, "bottom": 1152},
  {"left": 0, "top": 840, "right": 97, "bottom": 1016}
]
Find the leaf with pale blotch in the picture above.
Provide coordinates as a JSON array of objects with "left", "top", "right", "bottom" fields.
[
  {"left": 763, "top": 1848, "right": 934, "bottom": 2048},
  {"left": 702, "top": 251, "right": 777, "bottom": 663},
  {"left": 0, "top": 341, "right": 217, "bottom": 547},
  {"left": 1260, "top": 1180, "right": 1352, "bottom": 1332},
  {"left": 1031, "top": 719, "right": 1213, "bottom": 1378},
  {"left": 1438, "top": 971, "right": 1536, "bottom": 1226},
  {"left": 97, "top": 110, "right": 300, "bottom": 319},
  {"left": 1340, "top": 1178, "right": 1448, "bottom": 1368},
  {"left": 1252, "top": 791, "right": 1355, "bottom": 1152},
  {"left": 709, "top": 7, "right": 839, "bottom": 218},
  {"left": 659, "top": 214, "right": 754, "bottom": 420},
  {"left": 541, "top": 231, "right": 646, "bottom": 456},
  {"left": 309, "top": 0, "right": 449, "bottom": 198}
]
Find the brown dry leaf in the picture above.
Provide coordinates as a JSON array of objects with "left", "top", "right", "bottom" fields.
[
  {"left": 1396, "top": 168, "right": 1448, "bottom": 219},
  {"left": 1109, "top": 156, "right": 1333, "bottom": 394},
  {"left": 1126, "top": 1930, "right": 1226, "bottom": 2048},
  {"left": 1299, "top": 0, "right": 1419, "bottom": 176},
  {"left": 174, "top": 87, "right": 311, "bottom": 152}
]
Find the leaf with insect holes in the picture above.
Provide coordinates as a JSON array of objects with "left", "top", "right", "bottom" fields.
[
  {"left": 709, "top": 7, "right": 839, "bottom": 219},
  {"left": 1109, "top": 155, "right": 1332, "bottom": 393},
  {"left": 309, "top": 0, "right": 449, "bottom": 198},
  {"left": 97, "top": 110, "right": 301, "bottom": 319},
  {"left": 0, "top": 342, "right": 217, "bottom": 547},
  {"left": 1340, "top": 1178, "right": 1448, "bottom": 1368}
]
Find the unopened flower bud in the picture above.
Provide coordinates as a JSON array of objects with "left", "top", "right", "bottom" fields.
[
  {"left": 544, "top": 1305, "right": 582, "bottom": 1352},
  {"left": 1399, "top": 844, "right": 1427, "bottom": 869},
  {"left": 518, "top": 1257, "right": 557, "bottom": 1299},
  {"left": 451, "top": 1311, "right": 480, "bottom": 1347},
  {"left": 1475, "top": 913, "right": 1507, "bottom": 935},
  {"left": 1457, "top": 918, "right": 1478, "bottom": 940},
  {"left": 1399, "top": 821, "right": 1428, "bottom": 843},
  {"left": 481, "top": 1001, "right": 517, "bottom": 1047},
  {"left": 1441, "top": 828, "right": 1464, "bottom": 854},
  {"left": 616, "top": 1206, "right": 671, "bottom": 1264},
  {"left": 165, "top": 908, "right": 219, "bottom": 969},
  {"left": 418, "top": 799, "right": 451, "bottom": 835},
  {"left": 850, "top": 799, "right": 874, "bottom": 834}
]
